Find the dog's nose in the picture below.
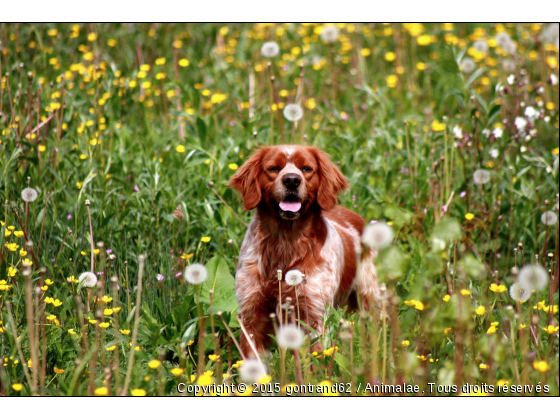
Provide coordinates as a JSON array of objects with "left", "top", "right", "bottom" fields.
[{"left": 282, "top": 173, "right": 301, "bottom": 189}]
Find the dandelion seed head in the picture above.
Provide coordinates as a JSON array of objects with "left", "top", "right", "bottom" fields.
[
  {"left": 362, "top": 222, "right": 394, "bottom": 249},
  {"left": 79, "top": 271, "right": 98, "bottom": 288},
  {"left": 239, "top": 359, "right": 267, "bottom": 382},
  {"left": 541, "top": 211, "right": 558, "bottom": 226},
  {"left": 285, "top": 269, "right": 304, "bottom": 286},
  {"left": 283, "top": 104, "right": 303, "bottom": 122},
  {"left": 261, "top": 41, "right": 280, "bottom": 58},
  {"left": 509, "top": 283, "right": 531, "bottom": 302},
  {"left": 473, "top": 169, "right": 491, "bottom": 185},
  {"left": 473, "top": 40, "right": 488, "bottom": 54},
  {"left": 460, "top": 58, "right": 476, "bottom": 74},
  {"left": 320, "top": 25, "right": 340, "bottom": 44},
  {"left": 518, "top": 264, "right": 548, "bottom": 292},
  {"left": 184, "top": 263, "right": 208, "bottom": 285},
  {"left": 277, "top": 324, "right": 305, "bottom": 349},
  {"left": 495, "top": 32, "right": 512, "bottom": 48},
  {"left": 21, "top": 187, "right": 38, "bottom": 202}
]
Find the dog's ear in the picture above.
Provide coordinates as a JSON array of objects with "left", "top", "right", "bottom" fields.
[
  {"left": 313, "top": 148, "right": 349, "bottom": 211},
  {"left": 228, "top": 148, "right": 267, "bottom": 210}
]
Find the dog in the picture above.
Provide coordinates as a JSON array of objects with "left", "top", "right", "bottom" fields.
[{"left": 229, "top": 145, "right": 379, "bottom": 358}]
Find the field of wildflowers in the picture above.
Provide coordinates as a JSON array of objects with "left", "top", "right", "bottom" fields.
[{"left": 0, "top": 23, "right": 558, "bottom": 396}]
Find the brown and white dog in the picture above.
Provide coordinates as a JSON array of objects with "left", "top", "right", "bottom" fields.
[{"left": 229, "top": 145, "right": 378, "bottom": 357}]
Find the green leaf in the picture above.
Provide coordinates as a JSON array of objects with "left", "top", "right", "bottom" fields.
[
  {"left": 200, "top": 256, "right": 238, "bottom": 314},
  {"left": 196, "top": 117, "right": 207, "bottom": 144}
]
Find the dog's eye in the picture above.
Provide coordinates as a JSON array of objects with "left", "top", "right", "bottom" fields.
[
  {"left": 268, "top": 166, "right": 280, "bottom": 173},
  {"left": 302, "top": 166, "right": 313, "bottom": 173}
]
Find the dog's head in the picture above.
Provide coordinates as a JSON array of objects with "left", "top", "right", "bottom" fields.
[{"left": 229, "top": 145, "right": 348, "bottom": 220}]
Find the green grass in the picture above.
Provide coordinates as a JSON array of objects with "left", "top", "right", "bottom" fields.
[{"left": 0, "top": 23, "right": 558, "bottom": 396}]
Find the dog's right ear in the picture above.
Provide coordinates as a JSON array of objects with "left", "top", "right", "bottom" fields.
[{"left": 228, "top": 148, "right": 267, "bottom": 210}]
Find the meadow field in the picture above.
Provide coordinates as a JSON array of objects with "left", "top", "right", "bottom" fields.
[{"left": 0, "top": 23, "right": 558, "bottom": 396}]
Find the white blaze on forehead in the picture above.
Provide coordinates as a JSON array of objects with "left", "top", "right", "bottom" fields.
[
  {"left": 282, "top": 146, "right": 296, "bottom": 160},
  {"left": 279, "top": 162, "right": 303, "bottom": 177}
]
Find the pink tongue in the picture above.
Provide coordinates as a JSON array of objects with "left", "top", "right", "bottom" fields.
[{"left": 279, "top": 201, "right": 302, "bottom": 212}]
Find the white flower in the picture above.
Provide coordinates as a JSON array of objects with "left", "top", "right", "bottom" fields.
[
  {"left": 524, "top": 106, "right": 539, "bottom": 121},
  {"left": 551, "top": 74, "right": 558, "bottom": 86},
  {"left": 495, "top": 32, "right": 512, "bottom": 48},
  {"left": 473, "top": 169, "right": 491, "bottom": 185},
  {"left": 276, "top": 324, "right": 305, "bottom": 349},
  {"left": 541, "top": 211, "right": 558, "bottom": 226},
  {"left": 502, "top": 59, "right": 515, "bottom": 73},
  {"left": 493, "top": 128, "right": 503, "bottom": 138},
  {"left": 509, "top": 283, "right": 531, "bottom": 302},
  {"left": 184, "top": 263, "right": 208, "bottom": 285},
  {"left": 261, "top": 41, "right": 279, "bottom": 58},
  {"left": 283, "top": 104, "right": 303, "bottom": 122},
  {"left": 473, "top": 40, "right": 488, "bottom": 54},
  {"left": 452, "top": 125, "right": 463, "bottom": 139},
  {"left": 490, "top": 149, "right": 499, "bottom": 158},
  {"left": 460, "top": 58, "right": 475, "bottom": 74},
  {"left": 239, "top": 359, "right": 267, "bottom": 382},
  {"left": 514, "top": 116, "right": 527, "bottom": 133},
  {"left": 541, "top": 23, "right": 559, "bottom": 44},
  {"left": 21, "top": 187, "right": 38, "bottom": 202},
  {"left": 79, "top": 271, "right": 98, "bottom": 288},
  {"left": 518, "top": 264, "right": 548, "bottom": 292},
  {"left": 503, "top": 41, "right": 517, "bottom": 55},
  {"left": 362, "top": 222, "right": 394, "bottom": 249},
  {"left": 285, "top": 269, "right": 304, "bottom": 286},
  {"left": 320, "top": 25, "right": 340, "bottom": 44},
  {"left": 507, "top": 74, "right": 515, "bottom": 85}
]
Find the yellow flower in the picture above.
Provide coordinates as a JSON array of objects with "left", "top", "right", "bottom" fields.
[
  {"left": 497, "top": 379, "right": 510, "bottom": 387},
  {"left": 94, "top": 386, "right": 108, "bottom": 396},
  {"left": 93, "top": 248, "right": 100, "bottom": 255},
  {"left": 98, "top": 322, "right": 110, "bottom": 329},
  {"left": 120, "top": 329, "right": 131, "bottom": 335},
  {"left": 103, "top": 308, "right": 114, "bottom": 316},
  {"left": 54, "top": 367, "right": 65, "bottom": 374},
  {"left": 4, "top": 243, "right": 18, "bottom": 252},
  {"left": 171, "top": 367, "right": 184, "bottom": 376},
  {"left": 479, "top": 363, "right": 488, "bottom": 370},
  {"left": 533, "top": 360, "right": 550, "bottom": 372},
  {"left": 443, "top": 294, "right": 451, "bottom": 302},
  {"left": 208, "top": 354, "right": 220, "bottom": 362},
  {"left": 131, "top": 388, "right": 147, "bottom": 396},
  {"left": 443, "top": 327, "right": 453, "bottom": 335},
  {"left": 102, "top": 295, "right": 113, "bottom": 303},
  {"left": 401, "top": 340, "right": 410, "bottom": 347},
  {"left": 179, "top": 59, "right": 190, "bottom": 67},
  {"left": 322, "top": 346, "right": 338, "bottom": 357},
  {"left": 197, "top": 373, "right": 213, "bottom": 386},
  {"left": 52, "top": 299, "right": 62, "bottom": 307},
  {"left": 486, "top": 325, "right": 497, "bottom": 335},
  {"left": 180, "top": 253, "right": 194, "bottom": 260},
  {"left": 106, "top": 345, "right": 116, "bottom": 351},
  {"left": 258, "top": 375, "right": 272, "bottom": 384},
  {"left": 148, "top": 360, "right": 161, "bottom": 369},
  {"left": 414, "top": 301, "right": 425, "bottom": 311},
  {"left": 45, "top": 279, "right": 53, "bottom": 285},
  {"left": 465, "top": 213, "right": 475, "bottom": 221},
  {"left": 552, "top": 147, "right": 559, "bottom": 156},
  {"left": 475, "top": 305, "right": 486, "bottom": 316},
  {"left": 318, "top": 380, "right": 339, "bottom": 396},
  {"left": 384, "top": 51, "right": 396, "bottom": 62},
  {"left": 404, "top": 299, "right": 417, "bottom": 307},
  {"left": 176, "top": 145, "right": 186, "bottom": 153},
  {"left": 68, "top": 329, "right": 77, "bottom": 335},
  {"left": 460, "top": 289, "right": 471, "bottom": 296},
  {"left": 542, "top": 325, "right": 559, "bottom": 334},
  {"left": 14, "top": 231, "right": 24, "bottom": 238},
  {"left": 489, "top": 283, "right": 507, "bottom": 293},
  {"left": 228, "top": 163, "right": 239, "bottom": 170},
  {"left": 431, "top": 120, "right": 446, "bottom": 132},
  {"left": 12, "top": 383, "right": 23, "bottom": 392},
  {"left": 201, "top": 236, "right": 211, "bottom": 243},
  {"left": 518, "top": 323, "right": 527, "bottom": 330},
  {"left": 386, "top": 74, "right": 398, "bottom": 88}
]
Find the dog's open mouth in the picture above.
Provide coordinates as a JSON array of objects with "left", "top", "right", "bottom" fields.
[{"left": 277, "top": 195, "right": 303, "bottom": 220}]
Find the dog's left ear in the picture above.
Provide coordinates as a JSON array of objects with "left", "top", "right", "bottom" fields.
[{"left": 312, "top": 148, "right": 349, "bottom": 211}]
